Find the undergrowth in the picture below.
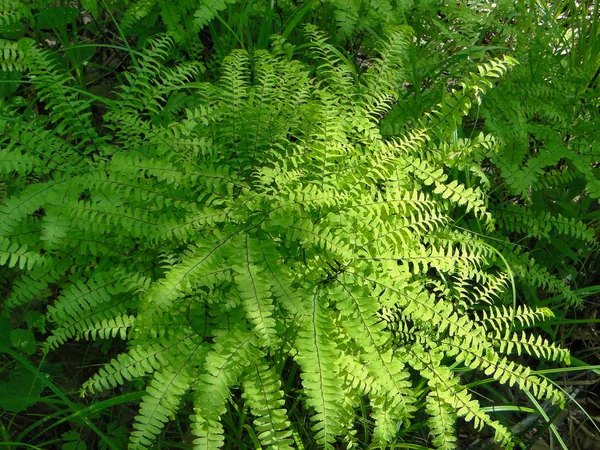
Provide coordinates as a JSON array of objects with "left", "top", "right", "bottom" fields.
[{"left": 0, "top": 1, "right": 598, "bottom": 449}]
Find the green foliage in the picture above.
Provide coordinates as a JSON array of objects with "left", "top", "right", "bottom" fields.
[
  {"left": 2, "top": 0, "right": 599, "bottom": 449},
  {"left": 71, "top": 0, "right": 414, "bottom": 45},
  {"left": 382, "top": 0, "right": 600, "bottom": 310},
  {"left": 0, "top": 18, "right": 584, "bottom": 448}
]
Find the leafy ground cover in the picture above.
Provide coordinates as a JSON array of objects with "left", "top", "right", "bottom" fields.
[{"left": 0, "top": 1, "right": 599, "bottom": 449}]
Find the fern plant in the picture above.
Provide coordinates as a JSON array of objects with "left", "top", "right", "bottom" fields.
[
  {"left": 73, "top": 0, "right": 414, "bottom": 41},
  {"left": 0, "top": 24, "right": 577, "bottom": 449},
  {"left": 379, "top": 0, "right": 600, "bottom": 311}
]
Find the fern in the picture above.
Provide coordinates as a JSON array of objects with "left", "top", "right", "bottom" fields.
[
  {"left": 242, "top": 359, "right": 294, "bottom": 449},
  {"left": 0, "top": 24, "right": 583, "bottom": 450}
]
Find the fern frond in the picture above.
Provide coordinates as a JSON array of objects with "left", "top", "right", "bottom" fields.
[
  {"left": 495, "top": 204, "right": 596, "bottom": 244},
  {"left": 427, "top": 56, "right": 518, "bottom": 134},
  {"left": 46, "top": 272, "right": 126, "bottom": 324},
  {"left": 489, "top": 330, "right": 570, "bottom": 363},
  {"left": 0, "top": 181, "right": 65, "bottom": 236},
  {"left": 508, "top": 252, "right": 583, "bottom": 306},
  {"left": 294, "top": 290, "right": 350, "bottom": 446},
  {"left": 80, "top": 314, "right": 136, "bottom": 341},
  {"left": 409, "top": 347, "right": 513, "bottom": 448},
  {"left": 426, "top": 390, "right": 457, "bottom": 450},
  {"left": 138, "top": 240, "right": 231, "bottom": 322},
  {"left": 191, "top": 327, "right": 258, "bottom": 449},
  {"left": 480, "top": 304, "right": 554, "bottom": 331},
  {"left": 193, "top": 0, "right": 239, "bottom": 29},
  {"left": 241, "top": 360, "right": 294, "bottom": 449},
  {"left": 130, "top": 358, "right": 196, "bottom": 449},
  {"left": 450, "top": 335, "right": 564, "bottom": 405},
  {"left": 330, "top": 277, "right": 416, "bottom": 428},
  {"left": 0, "top": 239, "right": 45, "bottom": 270},
  {"left": 0, "top": 38, "right": 30, "bottom": 72},
  {"left": 83, "top": 333, "right": 202, "bottom": 394},
  {"left": 303, "top": 24, "right": 356, "bottom": 100},
  {"left": 232, "top": 233, "right": 278, "bottom": 347},
  {"left": 4, "top": 257, "right": 68, "bottom": 309},
  {"left": 360, "top": 26, "right": 411, "bottom": 101}
]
